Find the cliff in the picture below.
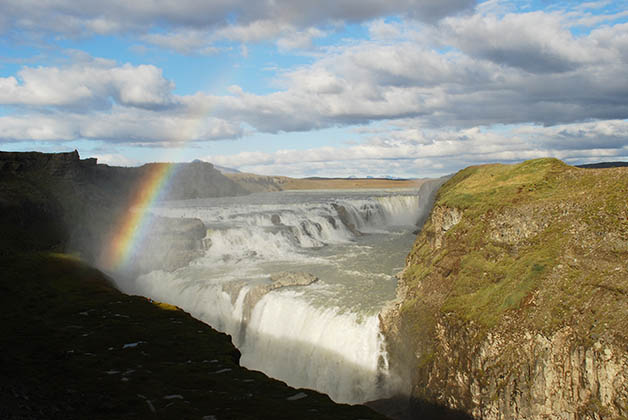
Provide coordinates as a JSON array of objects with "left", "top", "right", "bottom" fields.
[
  {"left": 1, "top": 253, "right": 386, "bottom": 419},
  {"left": 381, "top": 158, "right": 628, "bottom": 419},
  {"left": 0, "top": 151, "right": 246, "bottom": 271}
]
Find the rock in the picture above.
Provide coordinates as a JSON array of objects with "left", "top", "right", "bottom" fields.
[
  {"left": 331, "top": 203, "right": 361, "bottom": 236},
  {"left": 224, "top": 173, "right": 284, "bottom": 193},
  {"left": 382, "top": 159, "right": 628, "bottom": 420},
  {"left": 269, "top": 271, "right": 319, "bottom": 288},
  {"left": 0, "top": 150, "right": 251, "bottom": 270},
  {"left": 154, "top": 160, "right": 249, "bottom": 200},
  {"left": 271, "top": 214, "right": 282, "bottom": 225},
  {"left": 324, "top": 216, "right": 337, "bottom": 229},
  {"left": 231, "top": 272, "right": 320, "bottom": 331}
]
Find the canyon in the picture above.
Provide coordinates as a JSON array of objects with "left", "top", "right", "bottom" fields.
[{"left": 2, "top": 151, "right": 627, "bottom": 419}]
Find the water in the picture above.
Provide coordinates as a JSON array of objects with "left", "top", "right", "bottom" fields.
[{"left": 117, "top": 182, "right": 443, "bottom": 404}]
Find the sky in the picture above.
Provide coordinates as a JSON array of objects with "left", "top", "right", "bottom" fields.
[{"left": 0, "top": 0, "right": 627, "bottom": 178}]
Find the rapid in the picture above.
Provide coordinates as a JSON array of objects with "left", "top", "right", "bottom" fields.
[{"left": 117, "top": 180, "right": 443, "bottom": 404}]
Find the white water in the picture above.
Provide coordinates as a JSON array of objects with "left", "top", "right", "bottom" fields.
[{"left": 118, "top": 182, "right": 444, "bottom": 404}]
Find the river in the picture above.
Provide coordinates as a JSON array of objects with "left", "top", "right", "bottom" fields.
[{"left": 117, "top": 181, "right": 442, "bottom": 404}]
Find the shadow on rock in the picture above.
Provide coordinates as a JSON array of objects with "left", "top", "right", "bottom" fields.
[{"left": 367, "top": 395, "right": 474, "bottom": 420}]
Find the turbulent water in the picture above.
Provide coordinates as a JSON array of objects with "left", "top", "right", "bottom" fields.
[{"left": 119, "top": 181, "right": 442, "bottom": 404}]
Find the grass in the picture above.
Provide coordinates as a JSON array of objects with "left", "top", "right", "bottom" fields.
[{"left": 402, "top": 158, "right": 628, "bottom": 337}]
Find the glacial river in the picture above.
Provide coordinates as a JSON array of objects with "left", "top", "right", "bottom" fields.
[{"left": 118, "top": 182, "right": 441, "bottom": 404}]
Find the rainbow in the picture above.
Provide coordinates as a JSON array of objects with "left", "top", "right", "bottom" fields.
[{"left": 100, "top": 162, "right": 175, "bottom": 270}]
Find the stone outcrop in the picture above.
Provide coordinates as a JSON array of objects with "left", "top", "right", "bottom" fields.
[
  {"left": 224, "top": 172, "right": 284, "bottom": 193},
  {"left": 1, "top": 253, "right": 386, "bottom": 420},
  {"left": 332, "top": 203, "right": 362, "bottom": 236},
  {"left": 0, "top": 150, "right": 249, "bottom": 272},
  {"left": 381, "top": 159, "right": 628, "bottom": 419},
  {"left": 153, "top": 160, "right": 248, "bottom": 199}
]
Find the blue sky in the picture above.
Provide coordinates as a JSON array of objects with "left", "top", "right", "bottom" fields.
[{"left": 1, "top": 0, "right": 627, "bottom": 177}]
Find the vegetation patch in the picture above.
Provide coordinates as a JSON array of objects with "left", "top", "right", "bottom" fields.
[{"left": 402, "top": 158, "right": 628, "bottom": 336}]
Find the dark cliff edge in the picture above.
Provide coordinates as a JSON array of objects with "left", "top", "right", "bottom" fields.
[
  {"left": 381, "top": 158, "right": 628, "bottom": 419},
  {"left": 0, "top": 150, "right": 246, "bottom": 271},
  {"left": 0, "top": 152, "right": 387, "bottom": 419},
  {"left": 1, "top": 253, "right": 387, "bottom": 419}
]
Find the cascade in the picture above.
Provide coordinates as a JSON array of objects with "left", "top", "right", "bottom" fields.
[{"left": 120, "top": 180, "right": 445, "bottom": 404}]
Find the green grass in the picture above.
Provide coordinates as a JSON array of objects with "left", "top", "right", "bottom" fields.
[{"left": 402, "top": 158, "right": 628, "bottom": 336}]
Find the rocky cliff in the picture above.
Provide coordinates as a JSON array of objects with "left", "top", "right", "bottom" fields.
[
  {"left": 0, "top": 151, "right": 246, "bottom": 272},
  {"left": 381, "top": 158, "right": 628, "bottom": 419},
  {"left": 1, "top": 253, "right": 387, "bottom": 419}
]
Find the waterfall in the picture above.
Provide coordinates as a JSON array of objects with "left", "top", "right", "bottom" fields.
[
  {"left": 120, "top": 182, "right": 444, "bottom": 404},
  {"left": 149, "top": 192, "right": 430, "bottom": 262}
]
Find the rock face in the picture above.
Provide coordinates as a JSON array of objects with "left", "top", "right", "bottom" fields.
[
  {"left": 152, "top": 160, "right": 248, "bottom": 199},
  {"left": 0, "top": 151, "right": 247, "bottom": 272},
  {"left": 381, "top": 159, "right": 628, "bottom": 419},
  {"left": 1, "top": 254, "right": 386, "bottom": 420},
  {"left": 332, "top": 203, "right": 362, "bottom": 236},
  {"left": 224, "top": 172, "right": 284, "bottom": 193}
]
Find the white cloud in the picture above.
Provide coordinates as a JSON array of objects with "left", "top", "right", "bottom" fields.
[
  {"left": 203, "top": 120, "right": 628, "bottom": 176},
  {"left": 213, "top": 20, "right": 291, "bottom": 43},
  {"left": 0, "top": 107, "right": 242, "bottom": 145},
  {"left": 91, "top": 153, "right": 140, "bottom": 167},
  {"left": 439, "top": 11, "right": 614, "bottom": 73},
  {"left": 193, "top": 11, "right": 628, "bottom": 133},
  {"left": 0, "top": 0, "right": 477, "bottom": 53},
  {"left": 0, "top": 62, "right": 175, "bottom": 109},
  {"left": 1, "top": 5, "right": 627, "bottom": 178},
  {"left": 277, "top": 27, "right": 327, "bottom": 51}
]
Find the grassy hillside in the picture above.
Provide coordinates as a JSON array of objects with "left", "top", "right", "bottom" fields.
[
  {"left": 386, "top": 158, "right": 628, "bottom": 417},
  {"left": 1, "top": 253, "right": 386, "bottom": 419},
  {"left": 402, "top": 158, "right": 627, "bottom": 337}
]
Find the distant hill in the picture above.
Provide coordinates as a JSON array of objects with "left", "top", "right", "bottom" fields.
[
  {"left": 225, "top": 173, "right": 424, "bottom": 192},
  {"left": 576, "top": 161, "right": 628, "bottom": 169},
  {"left": 213, "top": 164, "right": 242, "bottom": 174},
  {"left": 0, "top": 150, "right": 247, "bottom": 269}
]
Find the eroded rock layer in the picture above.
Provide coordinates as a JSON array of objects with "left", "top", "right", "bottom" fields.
[{"left": 381, "top": 158, "right": 628, "bottom": 419}]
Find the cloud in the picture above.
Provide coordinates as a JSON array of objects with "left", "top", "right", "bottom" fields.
[
  {"left": 0, "top": 0, "right": 477, "bottom": 48},
  {"left": 213, "top": 20, "right": 291, "bottom": 43},
  {"left": 0, "top": 62, "right": 175, "bottom": 109},
  {"left": 1, "top": 6, "right": 627, "bottom": 178},
  {"left": 204, "top": 120, "right": 628, "bottom": 177},
  {"left": 439, "top": 11, "right": 611, "bottom": 73},
  {"left": 196, "top": 13, "right": 627, "bottom": 133},
  {"left": 91, "top": 153, "right": 140, "bottom": 167},
  {"left": 0, "top": 107, "right": 242, "bottom": 145},
  {"left": 277, "top": 27, "right": 327, "bottom": 51}
]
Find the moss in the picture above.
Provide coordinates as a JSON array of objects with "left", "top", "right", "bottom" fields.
[{"left": 401, "top": 158, "right": 628, "bottom": 340}]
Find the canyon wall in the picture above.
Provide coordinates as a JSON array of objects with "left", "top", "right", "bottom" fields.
[
  {"left": 0, "top": 151, "right": 245, "bottom": 271},
  {"left": 381, "top": 158, "right": 628, "bottom": 419}
]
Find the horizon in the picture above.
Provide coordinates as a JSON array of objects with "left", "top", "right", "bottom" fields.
[{"left": 1, "top": 0, "right": 627, "bottom": 178}]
